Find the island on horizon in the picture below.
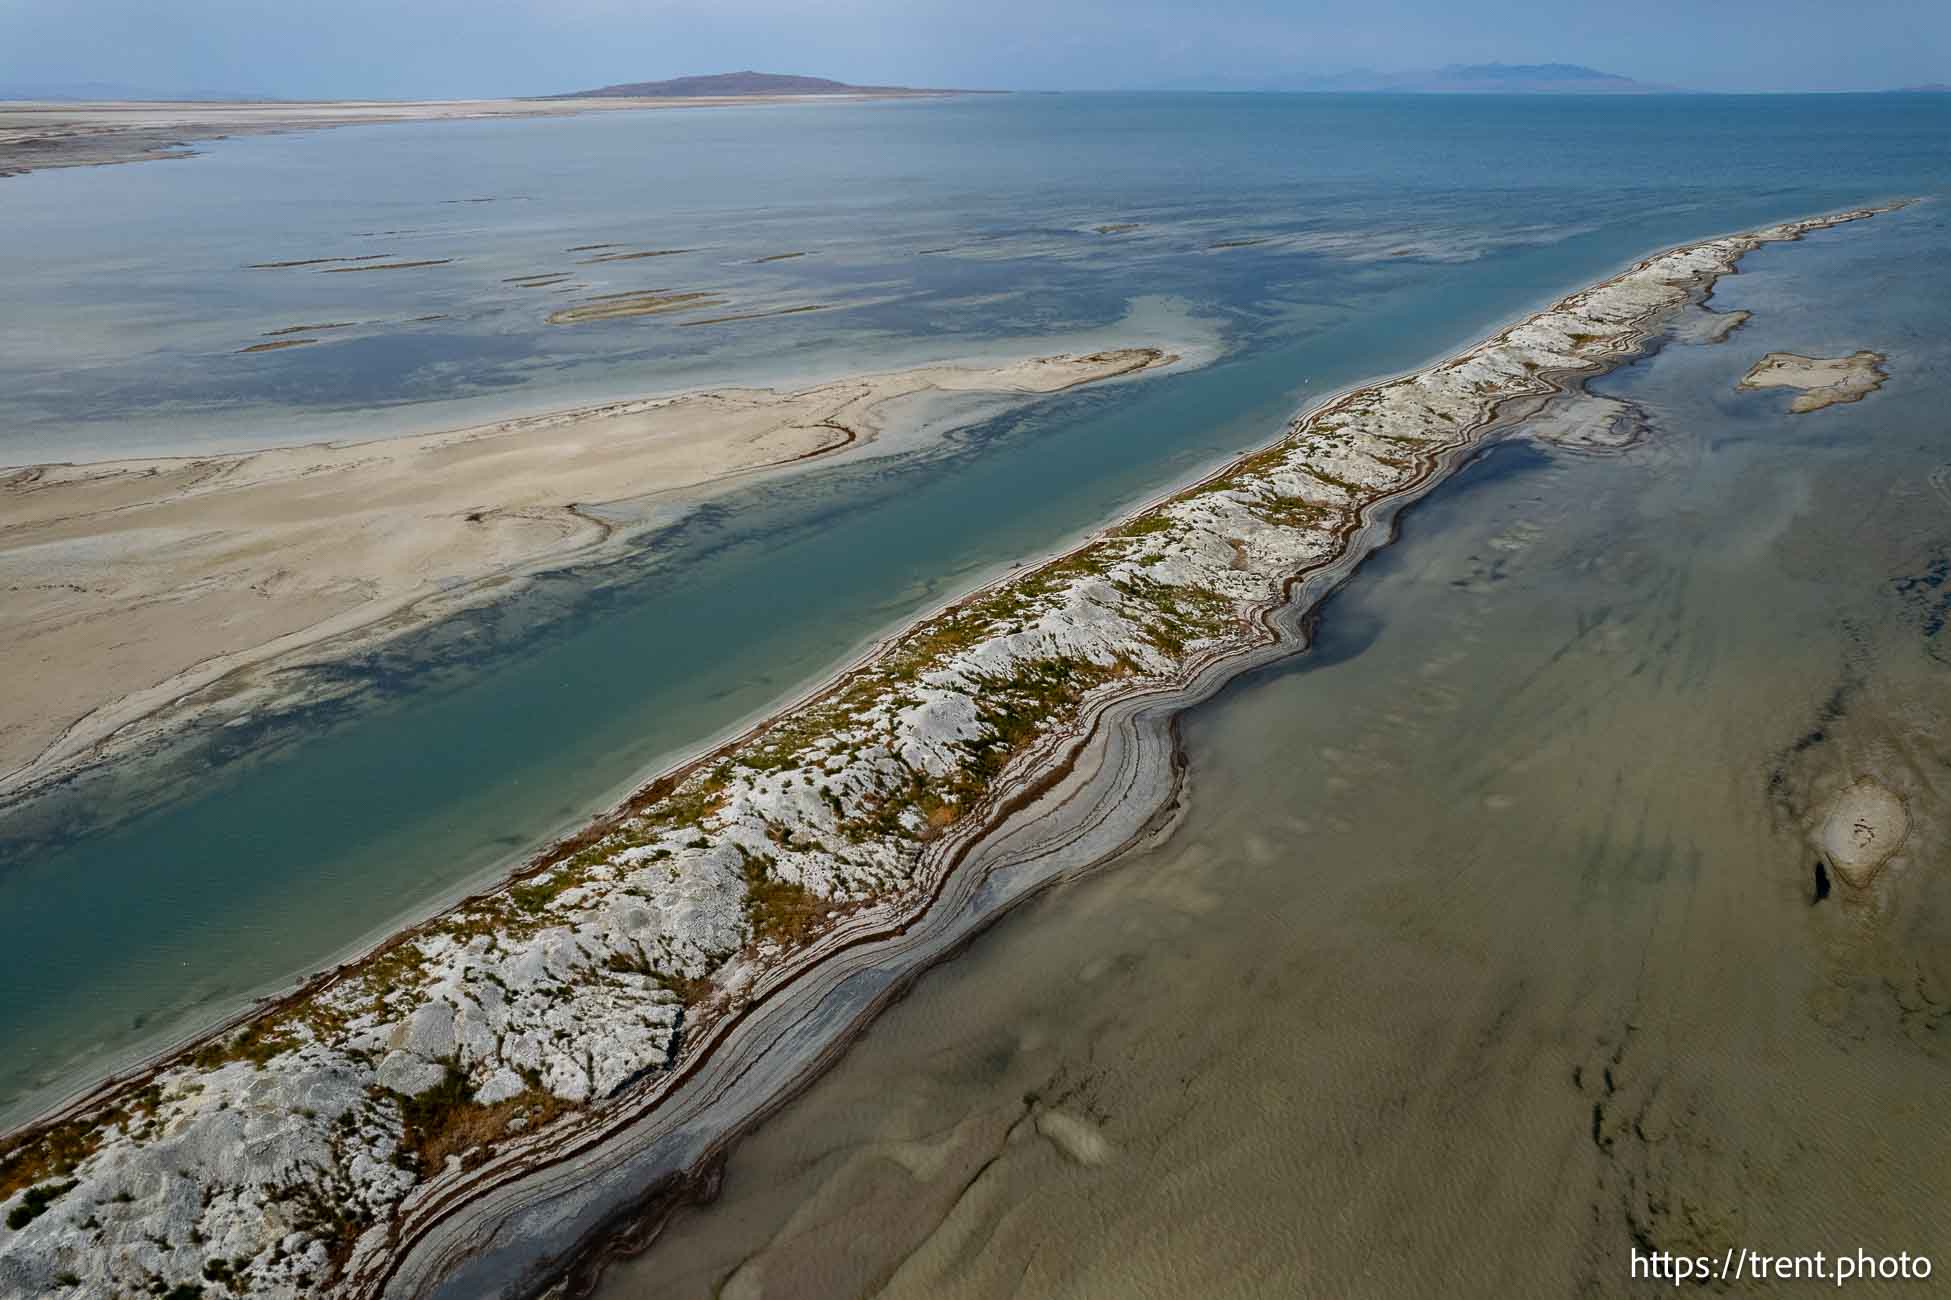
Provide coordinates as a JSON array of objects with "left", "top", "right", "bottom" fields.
[
  {"left": 1151, "top": 60, "right": 1680, "bottom": 94},
  {"left": 548, "top": 69, "right": 988, "bottom": 99}
]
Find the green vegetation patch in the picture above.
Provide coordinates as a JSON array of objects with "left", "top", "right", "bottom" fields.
[
  {"left": 386, "top": 1064, "right": 575, "bottom": 1178},
  {"left": 191, "top": 1017, "right": 305, "bottom": 1072},
  {"left": 263, "top": 1175, "right": 374, "bottom": 1278},
  {"left": 1247, "top": 494, "right": 1339, "bottom": 530},
  {"left": 740, "top": 852, "right": 831, "bottom": 947},
  {"left": 1, "top": 1122, "right": 102, "bottom": 1205},
  {"left": 5, "top": 1178, "right": 77, "bottom": 1230}
]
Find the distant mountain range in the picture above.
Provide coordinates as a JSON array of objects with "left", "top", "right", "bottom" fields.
[
  {"left": 1153, "top": 62, "right": 1677, "bottom": 94},
  {"left": 1391, "top": 63, "right": 1675, "bottom": 93},
  {"left": 9, "top": 68, "right": 1939, "bottom": 107},
  {"left": 555, "top": 71, "right": 970, "bottom": 99}
]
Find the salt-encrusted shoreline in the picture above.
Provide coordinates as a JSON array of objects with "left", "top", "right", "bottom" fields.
[{"left": 0, "top": 204, "right": 1899, "bottom": 1300}]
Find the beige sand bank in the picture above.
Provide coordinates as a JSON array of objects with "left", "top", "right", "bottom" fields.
[
  {"left": 0, "top": 92, "right": 947, "bottom": 178},
  {"left": 0, "top": 347, "right": 1170, "bottom": 800},
  {"left": 1737, "top": 349, "right": 1888, "bottom": 412}
]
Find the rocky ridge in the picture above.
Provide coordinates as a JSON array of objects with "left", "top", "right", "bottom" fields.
[{"left": 0, "top": 205, "right": 1891, "bottom": 1300}]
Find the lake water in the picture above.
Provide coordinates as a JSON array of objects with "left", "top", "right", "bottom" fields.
[
  {"left": 0, "top": 92, "right": 1944, "bottom": 1138},
  {"left": 595, "top": 195, "right": 1951, "bottom": 1298}
]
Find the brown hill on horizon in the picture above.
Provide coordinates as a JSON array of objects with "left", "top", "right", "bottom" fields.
[{"left": 555, "top": 71, "right": 973, "bottom": 99}]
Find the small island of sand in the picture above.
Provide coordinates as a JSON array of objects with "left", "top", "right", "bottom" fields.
[
  {"left": 0, "top": 348, "right": 1172, "bottom": 804},
  {"left": 1737, "top": 349, "right": 1888, "bottom": 412},
  {"left": 1818, "top": 777, "right": 1910, "bottom": 888}
]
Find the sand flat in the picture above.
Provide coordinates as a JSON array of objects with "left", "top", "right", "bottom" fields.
[
  {"left": 1737, "top": 349, "right": 1887, "bottom": 412},
  {"left": 0, "top": 94, "right": 952, "bottom": 178},
  {"left": 0, "top": 348, "right": 1171, "bottom": 798}
]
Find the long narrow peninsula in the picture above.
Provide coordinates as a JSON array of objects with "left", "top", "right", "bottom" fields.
[{"left": 0, "top": 206, "right": 1896, "bottom": 1300}]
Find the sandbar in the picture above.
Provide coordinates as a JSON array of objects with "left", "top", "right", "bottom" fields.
[
  {"left": 0, "top": 348, "right": 1174, "bottom": 806},
  {"left": 576, "top": 249, "right": 693, "bottom": 264},
  {"left": 0, "top": 94, "right": 954, "bottom": 179},
  {"left": 319, "top": 257, "right": 454, "bottom": 273},
  {"left": 544, "top": 290, "right": 726, "bottom": 324},
  {"left": 1737, "top": 349, "right": 1888, "bottom": 412}
]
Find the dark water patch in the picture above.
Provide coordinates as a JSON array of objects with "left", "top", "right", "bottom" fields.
[
  {"left": 1224, "top": 438, "right": 1557, "bottom": 693},
  {"left": 1892, "top": 545, "right": 1951, "bottom": 658}
]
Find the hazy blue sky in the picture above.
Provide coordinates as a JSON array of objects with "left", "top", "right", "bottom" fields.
[{"left": 2, "top": 0, "right": 1946, "bottom": 98}]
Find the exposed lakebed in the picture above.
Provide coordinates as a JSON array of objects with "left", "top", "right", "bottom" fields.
[{"left": 593, "top": 197, "right": 1951, "bottom": 1300}]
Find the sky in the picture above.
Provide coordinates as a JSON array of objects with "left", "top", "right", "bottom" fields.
[{"left": 1, "top": 0, "right": 1947, "bottom": 98}]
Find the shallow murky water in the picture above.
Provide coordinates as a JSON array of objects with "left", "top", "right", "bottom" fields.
[{"left": 592, "top": 206, "right": 1951, "bottom": 1296}]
